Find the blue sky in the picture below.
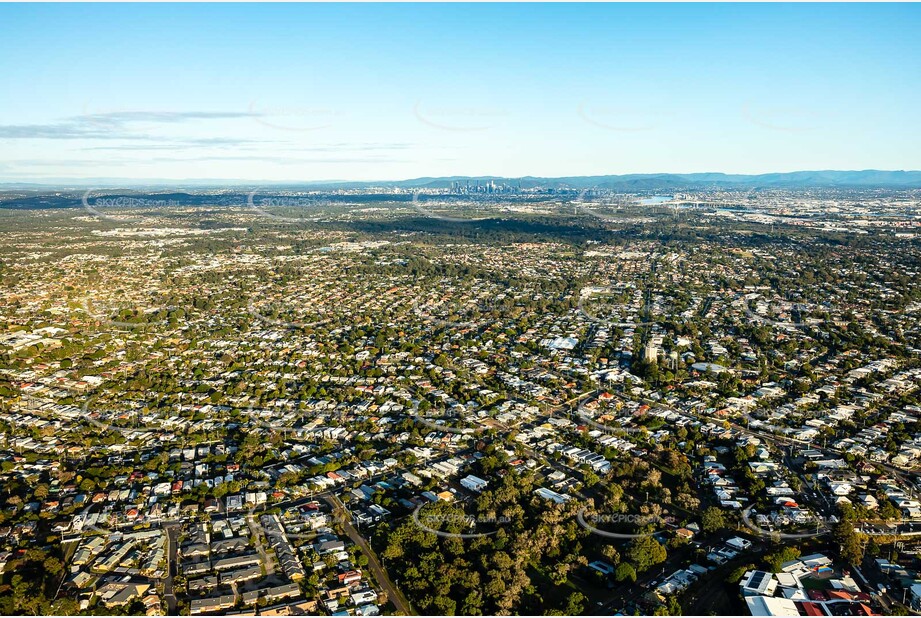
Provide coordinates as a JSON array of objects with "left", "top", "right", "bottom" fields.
[{"left": 1, "top": 3, "right": 919, "bottom": 183}]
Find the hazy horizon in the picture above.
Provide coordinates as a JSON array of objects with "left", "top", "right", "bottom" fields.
[{"left": 5, "top": 168, "right": 921, "bottom": 190}]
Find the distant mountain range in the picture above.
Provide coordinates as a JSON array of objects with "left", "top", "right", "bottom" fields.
[
  {"left": 369, "top": 170, "right": 921, "bottom": 191},
  {"left": 2, "top": 170, "right": 921, "bottom": 192}
]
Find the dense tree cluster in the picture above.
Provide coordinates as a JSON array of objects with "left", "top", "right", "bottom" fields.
[{"left": 375, "top": 472, "right": 592, "bottom": 615}]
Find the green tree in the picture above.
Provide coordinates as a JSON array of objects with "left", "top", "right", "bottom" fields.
[
  {"left": 833, "top": 521, "right": 865, "bottom": 565},
  {"left": 615, "top": 562, "right": 637, "bottom": 583},
  {"left": 701, "top": 506, "right": 727, "bottom": 533},
  {"left": 727, "top": 563, "right": 756, "bottom": 584},
  {"left": 565, "top": 592, "right": 586, "bottom": 615},
  {"left": 765, "top": 547, "right": 800, "bottom": 572},
  {"left": 625, "top": 536, "right": 667, "bottom": 572}
]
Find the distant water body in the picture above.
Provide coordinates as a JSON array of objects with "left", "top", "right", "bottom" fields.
[{"left": 639, "top": 195, "right": 672, "bottom": 205}]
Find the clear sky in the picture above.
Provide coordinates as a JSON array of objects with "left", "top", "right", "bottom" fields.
[{"left": 1, "top": 3, "right": 920, "bottom": 183}]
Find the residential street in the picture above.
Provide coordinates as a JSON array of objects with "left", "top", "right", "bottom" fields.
[{"left": 323, "top": 494, "right": 413, "bottom": 615}]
